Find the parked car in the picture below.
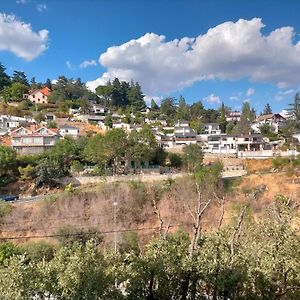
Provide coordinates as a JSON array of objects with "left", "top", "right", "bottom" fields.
[{"left": 0, "top": 194, "right": 19, "bottom": 202}]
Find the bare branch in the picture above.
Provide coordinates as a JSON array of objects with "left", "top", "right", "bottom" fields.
[
  {"left": 217, "top": 197, "right": 226, "bottom": 232},
  {"left": 230, "top": 205, "right": 248, "bottom": 263},
  {"left": 152, "top": 198, "right": 164, "bottom": 237}
]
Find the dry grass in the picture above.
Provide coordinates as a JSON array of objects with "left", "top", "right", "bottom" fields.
[{"left": 1, "top": 170, "right": 300, "bottom": 245}]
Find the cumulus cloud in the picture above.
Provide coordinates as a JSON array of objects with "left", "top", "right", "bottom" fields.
[
  {"left": 0, "top": 13, "right": 48, "bottom": 60},
  {"left": 80, "top": 59, "right": 97, "bottom": 69},
  {"left": 87, "top": 18, "right": 300, "bottom": 96},
  {"left": 246, "top": 88, "right": 255, "bottom": 97},
  {"left": 204, "top": 94, "right": 221, "bottom": 105}
]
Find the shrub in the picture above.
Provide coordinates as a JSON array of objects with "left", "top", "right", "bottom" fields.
[
  {"left": 0, "top": 201, "right": 12, "bottom": 223},
  {"left": 18, "top": 164, "right": 36, "bottom": 180},
  {"left": 272, "top": 156, "right": 289, "bottom": 170},
  {"left": 167, "top": 153, "right": 182, "bottom": 168}
]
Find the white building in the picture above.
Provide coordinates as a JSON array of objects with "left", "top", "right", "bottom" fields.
[
  {"left": 226, "top": 111, "right": 241, "bottom": 122},
  {"left": 251, "top": 113, "right": 286, "bottom": 133},
  {"left": 59, "top": 125, "right": 80, "bottom": 139},
  {"left": 203, "top": 123, "right": 221, "bottom": 135}
]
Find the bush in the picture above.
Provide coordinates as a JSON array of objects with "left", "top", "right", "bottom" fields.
[
  {"left": 71, "top": 160, "right": 84, "bottom": 174},
  {"left": 0, "top": 201, "right": 12, "bottom": 223},
  {"left": 18, "top": 164, "right": 36, "bottom": 180},
  {"left": 167, "top": 153, "right": 182, "bottom": 168},
  {"left": 272, "top": 156, "right": 290, "bottom": 170},
  {"left": 19, "top": 241, "right": 56, "bottom": 262}
]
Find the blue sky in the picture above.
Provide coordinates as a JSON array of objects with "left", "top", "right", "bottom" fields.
[{"left": 1, "top": 0, "right": 300, "bottom": 113}]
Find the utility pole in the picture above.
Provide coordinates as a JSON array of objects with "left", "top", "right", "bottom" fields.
[
  {"left": 113, "top": 201, "right": 118, "bottom": 288},
  {"left": 113, "top": 201, "right": 118, "bottom": 253}
]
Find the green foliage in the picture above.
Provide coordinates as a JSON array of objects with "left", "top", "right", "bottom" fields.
[
  {"left": 19, "top": 241, "right": 55, "bottom": 262},
  {"left": 18, "top": 164, "right": 36, "bottom": 180},
  {"left": 0, "top": 63, "right": 11, "bottom": 92},
  {"left": 167, "top": 152, "right": 182, "bottom": 168},
  {"left": 70, "top": 160, "right": 84, "bottom": 174},
  {"left": 263, "top": 103, "right": 272, "bottom": 115},
  {"left": 182, "top": 144, "right": 204, "bottom": 172},
  {"left": 47, "top": 121, "right": 57, "bottom": 128},
  {"left": 272, "top": 156, "right": 290, "bottom": 170},
  {"left": 0, "top": 146, "right": 17, "bottom": 178},
  {"left": 0, "top": 201, "right": 13, "bottom": 223},
  {"left": 0, "top": 242, "right": 19, "bottom": 265},
  {"left": 2, "top": 82, "right": 29, "bottom": 102},
  {"left": 55, "top": 227, "right": 103, "bottom": 245},
  {"left": 119, "top": 231, "right": 140, "bottom": 255}
]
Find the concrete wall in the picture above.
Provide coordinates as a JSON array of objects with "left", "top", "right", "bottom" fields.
[{"left": 61, "top": 173, "right": 187, "bottom": 186}]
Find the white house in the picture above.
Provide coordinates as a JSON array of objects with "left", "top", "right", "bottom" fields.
[
  {"left": 174, "top": 120, "right": 197, "bottom": 146},
  {"left": 226, "top": 111, "right": 241, "bottom": 122},
  {"left": 203, "top": 123, "right": 221, "bottom": 135},
  {"left": 59, "top": 125, "right": 80, "bottom": 139},
  {"left": 11, "top": 126, "right": 60, "bottom": 154},
  {"left": 251, "top": 113, "right": 286, "bottom": 133},
  {"left": 112, "top": 121, "right": 131, "bottom": 132},
  {"left": 206, "top": 134, "right": 266, "bottom": 154}
]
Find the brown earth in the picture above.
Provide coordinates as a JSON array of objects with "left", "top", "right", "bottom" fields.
[{"left": 1, "top": 170, "right": 300, "bottom": 247}]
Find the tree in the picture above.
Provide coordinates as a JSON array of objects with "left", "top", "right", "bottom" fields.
[
  {"left": 44, "top": 78, "right": 52, "bottom": 89},
  {"left": 217, "top": 102, "right": 228, "bottom": 133},
  {"left": 182, "top": 144, "right": 204, "bottom": 172},
  {"left": 0, "top": 146, "right": 17, "bottom": 177},
  {"left": 2, "top": 82, "right": 29, "bottom": 102},
  {"left": 287, "top": 93, "right": 300, "bottom": 128},
  {"left": 150, "top": 99, "right": 159, "bottom": 110},
  {"left": 160, "top": 97, "right": 177, "bottom": 118},
  {"left": 0, "top": 63, "right": 11, "bottom": 92},
  {"left": 263, "top": 103, "right": 272, "bottom": 115},
  {"left": 127, "top": 81, "right": 145, "bottom": 111},
  {"left": 104, "top": 115, "right": 113, "bottom": 128},
  {"left": 95, "top": 84, "right": 113, "bottom": 107},
  {"left": 190, "top": 101, "right": 204, "bottom": 120},
  {"left": 11, "top": 71, "right": 29, "bottom": 86},
  {"left": 128, "top": 126, "right": 158, "bottom": 168},
  {"left": 176, "top": 95, "right": 190, "bottom": 120},
  {"left": 234, "top": 101, "right": 255, "bottom": 134}
]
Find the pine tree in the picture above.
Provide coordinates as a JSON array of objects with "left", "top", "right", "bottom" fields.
[
  {"left": 263, "top": 103, "right": 272, "bottom": 115},
  {"left": 217, "top": 102, "right": 228, "bottom": 133},
  {"left": 12, "top": 71, "right": 29, "bottom": 86},
  {"left": 127, "top": 81, "right": 145, "bottom": 111},
  {"left": 0, "top": 63, "right": 11, "bottom": 92},
  {"left": 150, "top": 99, "right": 159, "bottom": 110},
  {"left": 287, "top": 93, "right": 300, "bottom": 122}
]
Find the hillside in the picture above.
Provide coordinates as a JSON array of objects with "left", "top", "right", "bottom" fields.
[{"left": 1, "top": 163, "right": 299, "bottom": 246}]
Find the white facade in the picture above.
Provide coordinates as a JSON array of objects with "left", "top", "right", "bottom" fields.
[
  {"left": 251, "top": 113, "right": 286, "bottom": 133},
  {"left": 203, "top": 123, "right": 221, "bottom": 135},
  {"left": 59, "top": 126, "right": 80, "bottom": 138}
]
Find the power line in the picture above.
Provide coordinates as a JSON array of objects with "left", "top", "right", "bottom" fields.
[{"left": 0, "top": 225, "right": 182, "bottom": 241}]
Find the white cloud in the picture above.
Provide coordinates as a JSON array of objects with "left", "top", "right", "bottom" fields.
[
  {"left": 16, "top": 0, "right": 28, "bottom": 4},
  {"left": 144, "top": 95, "right": 162, "bottom": 106},
  {"left": 66, "top": 61, "right": 76, "bottom": 70},
  {"left": 80, "top": 59, "right": 97, "bottom": 69},
  {"left": 87, "top": 18, "right": 300, "bottom": 96},
  {"left": 275, "top": 88, "right": 295, "bottom": 101},
  {"left": 36, "top": 4, "right": 47, "bottom": 12},
  {"left": 0, "top": 13, "right": 48, "bottom": 61},
  {"left": 246, "top": 88, "right": 255, "bottom": 97},
  {"left": 204, "top": 94, "right": 221, "bottom": 105}
]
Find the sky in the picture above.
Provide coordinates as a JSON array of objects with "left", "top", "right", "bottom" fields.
[{"left": 1, "top": 0, "right": 300, "bottom": 113}]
